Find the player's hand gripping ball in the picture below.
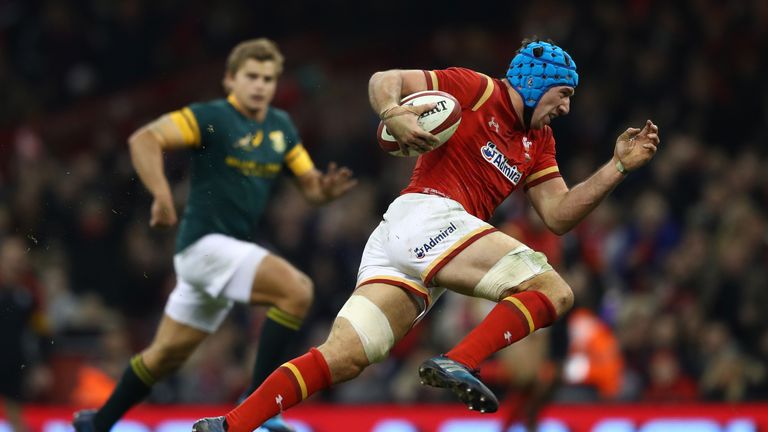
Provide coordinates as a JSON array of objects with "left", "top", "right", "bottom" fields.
[{"left": 377, "top": 91, "right": 462, "bottom": 157}]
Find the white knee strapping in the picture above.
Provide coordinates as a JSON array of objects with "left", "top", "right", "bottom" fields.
[
  {"left": 337, "top": 295, "right": 395, "bottom": 363},
  {"left": 473, "top": 246, "right": 553, "bottom": 301}
]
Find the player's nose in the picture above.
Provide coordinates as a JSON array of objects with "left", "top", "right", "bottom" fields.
[{"left": 558, "top": 98, "right": 570, "bottom": 115}]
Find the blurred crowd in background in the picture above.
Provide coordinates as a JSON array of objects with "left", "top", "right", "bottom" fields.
[{"left": 0, "top": 0, "right": 767, "bottom": 411}]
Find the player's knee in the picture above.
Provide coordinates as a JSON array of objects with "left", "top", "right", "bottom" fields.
[
  {"left": 520, "top": 272, "right": 574, "bottom": 317},
  {"left": 330, "top": 349, "right": 370, "bottom": 382},
  {"left": 475, "top": 246, "right": 556, "bottom": 302},
  {"left": 318, "top": 336, "right": 371, "bottom": 383},
  {"left": 277, "top": 271, "right": 313, "bottom": 317},
  {"left": 547, "top": 277, "right": 574, "bottom": 316},
  {"left": 293, "top": 271, "right": 314, "bottom": 313},
  {"left": 319, "top": 295, "right": 396, "bottom": 383},
  {"left": 337, "top": 295, "right": 395, "bottom": 363},
  {"left": 344, "top": 354, "right": 370, "bottom": 380}
]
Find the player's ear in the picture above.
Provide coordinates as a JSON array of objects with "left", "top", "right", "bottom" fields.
[{"left": 222, "top": 73, "right": 234, "bottom": 93}]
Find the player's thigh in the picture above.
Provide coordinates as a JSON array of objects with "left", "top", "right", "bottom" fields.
[
  {"left": 320, "top": 283, "right": 421, "bottom": 378},
  {"left": 144, "top": 314, "right": 209, "bottom": 365},
  {"left": 248, "top": 254, "right": 313, "bottom": 311},
  {"left": 433, "top": 230, "right": 525, "bottom": 296}
]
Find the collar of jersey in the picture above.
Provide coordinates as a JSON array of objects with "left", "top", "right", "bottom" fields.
[
  {"left": 500, "top": 80, "right": 527, "bottom": 132},
  {"left": 227, "top": 93, "right": 268, "bottom": 122},
  {"left": 227, "top": 93, "right": 248, "bottom": 116}
]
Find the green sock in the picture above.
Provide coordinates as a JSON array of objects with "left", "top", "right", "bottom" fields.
[
  {"left": 247, "top": 307, "right": 303, "bottom": 394},
  {"left": 93, "top": 354, "right": 155, "bottom": 432}
]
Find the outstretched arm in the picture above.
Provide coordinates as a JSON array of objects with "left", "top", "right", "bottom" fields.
[{"left": 527, "top": 120, "right": 660, "bottom": 235}]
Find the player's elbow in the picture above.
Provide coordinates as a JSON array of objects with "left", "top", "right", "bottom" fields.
[
  {"left": 369, "top": 70, "right": 394, "bottom": 82},
  {"left": 128, "top": 127, "right": 157, "bottom": 151},
  {"left": 127, "top": 130, "right": 140, "bottom": 148},
  {"left": 545, "top": 219, "right": 574, "bottom": 236},
  {"left": 540, "top": 207, "right": 577, "bottom": 235},
  {"left": 369, "top": 70, "right": 400, "bottom": 90}
]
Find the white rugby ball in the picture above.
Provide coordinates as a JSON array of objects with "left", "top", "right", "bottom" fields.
[{"left": 377, "top": 90, "right": 462, "bottom": 157}]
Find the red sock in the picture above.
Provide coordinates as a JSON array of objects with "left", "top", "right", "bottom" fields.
[
  {"left": 225, "top": 347, "right": 331, "bottom": 432},
  {"left": 446, "top": 291, "right": 557, "bottom": 369}
]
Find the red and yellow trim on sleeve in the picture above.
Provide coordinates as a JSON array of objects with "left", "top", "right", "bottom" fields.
[
  {"left": 421, "top": 226, "right": 498, "bottom": 286},
  {"left": 285, "top": 143, "right": 315, "bottom": 176},
  {"left": 423, "top": 70, "right": 439, "bottom": 91},
  {"left": 168, "top": 107, "right": 201, "bottom": 146},
  {"left": 469, "top": 73, "right": 495, "bottom": 112},
  {"left": 358, "top": 276, "right": 431, "bottom": 311},
  {"left": 524, "top": 166, "right": 561, "bottom": 190}
]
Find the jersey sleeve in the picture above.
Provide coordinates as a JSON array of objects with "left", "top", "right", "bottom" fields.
[
  {"left": 285, "top": 144, "right": 315, "bottom": 176},
  {"left": 524, "top": 128, "right": 562, "bottom": 190},
  {"left": 168, "top": 104, "right": 203, "bottom": 147},
  {"left": 282, "top": 116, "right": 315, "bottom": 176},
  {"left": 423, "top": 67, "right": 496, "bottom": 111}
]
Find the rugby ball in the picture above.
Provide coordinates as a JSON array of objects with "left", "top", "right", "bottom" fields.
[{"left": 377, "top": 90, "right": 461, "bottom": 157}]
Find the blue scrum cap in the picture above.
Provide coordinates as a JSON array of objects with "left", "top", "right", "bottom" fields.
[{"left": 506, "top": 41, "right": 578, "bottom": 109}]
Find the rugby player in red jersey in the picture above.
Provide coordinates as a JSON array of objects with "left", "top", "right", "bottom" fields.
[{"left": 193, "top": 37, "right": 660, "bottom": 432}]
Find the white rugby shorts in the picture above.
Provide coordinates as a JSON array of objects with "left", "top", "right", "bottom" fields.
[
  {"left": 357, "top": 193, "right": 497, "bottom": 320},
  {"left": 164, "top": 233, "right": 268, "bottom": 333}
]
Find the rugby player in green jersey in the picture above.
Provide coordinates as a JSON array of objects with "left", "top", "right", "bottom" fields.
[{"left": 73, "top": 38, "right": 356, "bottom": 432}]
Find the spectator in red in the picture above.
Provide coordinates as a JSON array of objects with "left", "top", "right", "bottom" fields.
[{"left": 643, "top": 349, "right": 698, "bottom": 402}]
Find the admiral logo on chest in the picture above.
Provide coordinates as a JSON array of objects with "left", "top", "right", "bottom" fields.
[{"left": 480, "top": 141, "right": 523, "bottom": 185}]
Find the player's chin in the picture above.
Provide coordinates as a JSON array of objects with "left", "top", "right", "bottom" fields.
[{"left": 246, "top": 102, "right": 266, "bottom": 112}]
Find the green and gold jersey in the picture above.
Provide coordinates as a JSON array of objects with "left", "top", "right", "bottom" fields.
[{"left": 170, "top": 94, "right": 315, "bottom": 252}]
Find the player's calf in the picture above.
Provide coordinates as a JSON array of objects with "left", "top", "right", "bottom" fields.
[
  {"left": 441, "top": 250, "right": 566, "bottom": 374},
  {"left": 141, "top": 338, "right": 202, "bottom": 379},
  {"left": 220, "top": 285, "right": 415, "bottom": 432},
  {"left": 141, "top": 316, "right": 209, "bottom": 379},
  {"left": 223, "top": 348, "right": 332, "bottom": 432}
]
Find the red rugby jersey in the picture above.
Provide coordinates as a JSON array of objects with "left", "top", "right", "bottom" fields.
[{"left": 401, "top": 67, "right": 562, "bottom": 221}]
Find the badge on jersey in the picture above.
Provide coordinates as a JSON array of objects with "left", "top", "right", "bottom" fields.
[
  {"left": 270, "top": 131, "right": 286, "bottom": 153},
  {"left": 522, "top": 136, "right": 533, "bottom": 161},
  {"left": 234, "top": 130, "right": 264, "bottom": 150},
  {"left": 488, "top": 117, "right": 500, "bottom": 133}
]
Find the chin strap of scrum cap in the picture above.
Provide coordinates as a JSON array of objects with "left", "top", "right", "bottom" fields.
[{"left": 506, "top": 41, "right": 579, "bottom": 129}]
